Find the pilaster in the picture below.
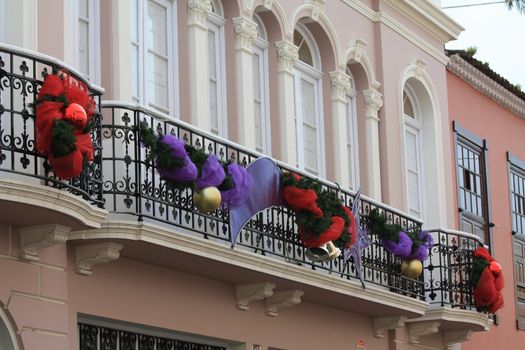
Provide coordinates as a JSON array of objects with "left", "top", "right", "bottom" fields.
[
  {"left": 363, "top": 88, "right": 383, "bottom": 200},
  {"left": 275, "top": 41, "right": 298, "bottom": 164}
]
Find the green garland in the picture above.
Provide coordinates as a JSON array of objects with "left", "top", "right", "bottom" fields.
[
  {"left": 366, "top": 209, "right": 423, "bottom": 247},
  {"left": 51, "top": 120, "right": 77, "bottom": 157},
  {"left": 471, "top": 255, "right": 490, "bottom": 288}
]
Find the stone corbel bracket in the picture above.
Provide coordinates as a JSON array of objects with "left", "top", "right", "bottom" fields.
[
  {"left": 373, "top": 316, "right": 407, "bottom": 338},
  {"left": 408, "top": 321, "right": 441, "bottom": 344},
  {"left": 444, "top": 330, "right": 472, "bottom": 350},
  {"left": 236, "top": 282, "right": 276, "bottom": 311},
  {"left": 266, "top": 289, "right": 304, "bottom": 317},
  {"left": 75, "top": 242, "right": 123, "bottom": 276},
  {"left": 19, "top": 224, "right": 71, "bottom": 261}
]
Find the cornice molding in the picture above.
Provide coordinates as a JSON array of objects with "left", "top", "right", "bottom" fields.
[
  {"left": 448, "top": 54, "right": 525, "bottom": 119},
  {"left": 408, "top": 307, "right": 492, "bottom": 332},
  {"left": 70, "top": 220, "right": 429, "bottom": 316},
  {"left": 382, "top": 0, "right": 463, "bottom": 42},
  {"left": 0, "top": 179, "right": 107, "bottom": 229}
]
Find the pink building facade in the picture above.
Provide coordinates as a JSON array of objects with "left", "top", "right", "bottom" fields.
[
  {"left": 447, "top": 51, "right": 525, "bottom": 349},
  {"left": 0, "top": 1, "right": 504, "bottom": 349}
]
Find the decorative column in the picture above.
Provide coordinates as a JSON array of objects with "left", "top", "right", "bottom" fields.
[
  {"left": 187, "top": 0, "right": 212, "bottom": 130},
  {"left": 275, "top": 41, "right": 298, "bottom": 165},
  {"left": 363, "top": 88, "right": 383, "bottom": 201},
  {"left": 233, "top": 17, "right": 258, "bottom": 149},
  {"left": 329, "top": 70, "right": 352, "bottom": 188}
]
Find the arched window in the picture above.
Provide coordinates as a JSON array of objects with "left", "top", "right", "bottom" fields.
[
  {"left": 0, "top": 307, "right": 19, "bottom": 350},
  {"left": 345, "top": 68, "right": 359, "bottom": 190},
  {"left": 403, "top": 86, "right": 424, "bottom": 219},
  {"left": 207, "top": 0, "right": 227, "bottom": 136},
  {"left": 293, "top": 24, "right": 324, "bottom": 176},
  {"left": 252, "top": 13, "right": 270, "bottom": 154},
  {"left": 74, "top": 0, "right": 100, "bottom": 83},
  {"left": 131, "top": 0, "right": 176, "bottom": 114}
]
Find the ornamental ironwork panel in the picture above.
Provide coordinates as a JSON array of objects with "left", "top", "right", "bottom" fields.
[
  {"left": 101, "top": 103, "right": 425, "bottom": 299},
  {"left": 78, "top": 323, "right": 227, "bottom": 350},
  {"left": 424, "top": 229, "right": 482, "bottom": 310},
  {"left": 0, "top": 45, "right": 104, "bottom": 207}
]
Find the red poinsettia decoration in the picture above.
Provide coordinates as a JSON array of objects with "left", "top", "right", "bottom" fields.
[
  {"left": 472, "top": 247, "right": 504, "bottom": 313},
  {"left": 282, "top": 172, "right": 357, "bottom": 250},
  {"left": 35, "top": 73, "right": 96, "bottom": 179}
]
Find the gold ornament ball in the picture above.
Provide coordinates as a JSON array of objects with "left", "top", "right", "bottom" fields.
[
  {"left": 401, "top": 259, "right": 423, "bottom": 279},
  {"left": 193, "top": 187, "right": 222, "bottom": 213}
]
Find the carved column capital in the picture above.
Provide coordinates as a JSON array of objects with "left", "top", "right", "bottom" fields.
[
  {"left": 19, "top": 224, "right": 70, "bottom": 261},
  {"left": 266, "top": 289, "right": 304, "bottom": 317},
  {"left": 275, "top": 41, "right": 299, "bottom": 74},
  {"left": 408, "top": 321, "right": 441, "bottom": 344},
  {"left": 329, "top": 70, "right": 352, "bottom": 102},
  {"left": 363, "top": 89, "right": 383, "bottom": 121},
  {"left": 233, "top": 17, "right": 258, "bottom": 53},
  {"left": 187, "top": 0, "right": 212, "bottom": 28},
  {"left": 236, "top": 282, "right": 276, "bottom": 311},
  {"left": 75, "top": 242, "right": 123, "bottom": 276}
]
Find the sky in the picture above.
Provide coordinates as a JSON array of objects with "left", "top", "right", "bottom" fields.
[{"left": 441, "top": 0, "right": 525, "bottom": 89}]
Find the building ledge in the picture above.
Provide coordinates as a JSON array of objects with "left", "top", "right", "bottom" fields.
[
  {"left": 0, "top": 179, "right": 107, "bottom": 230},
  {"left": 70, "top": 218, "right": 429, "bottom": 318},
  {"left": 407, "top": 306, "right": 492, "bottom": 333}
]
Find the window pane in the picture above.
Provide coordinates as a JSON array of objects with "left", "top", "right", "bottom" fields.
[
  {"left": 78, "top": 20, "right": 89, "bottom": 75},
  {"left": 303, "top": 124, "right": 318, "bottom": 173},
  {"left": 301, "top": 79, "right": 315, "bottom": 125},
  {"left": 79, "top": 0, "right": 89, "bottom": 18},
  {"left": 210, "top": 80, "right": 218, "bottom": 134},
  {"left": 131, "top": 44, "right": 139, "bottom": 98},
  {"left": 148, "top": 53, "right": 168, "bottom": 109},
  {"left": 253, "top": 54, "right": 261, "bottom": 100},
  {"left": 254, "top": 100, "right": 262, "bottom": 152},
  {"left": 405, "top": 130, "right": 418, "bottom": 172},
  {"left": 131, "top": 0, "right": 138, "bottom": 42},
  {"left": 208, "top": 31, "right": 217, "bottom": 78},
  {"left": 147, "top": 1, "right": 167, "bottom": 55}
]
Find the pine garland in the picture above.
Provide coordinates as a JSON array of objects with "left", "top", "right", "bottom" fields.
[
  {"left": 366, "top": 209, "right": 426, "bottom": 251},
  {"left": 51, "top": 120, "right": 77, "bottom": 157},
  {"left": 471, "top": 254, "right": 490, "bottom": 288},
  {"left": 282, "top": 173, "right": 353, "bottom": 247}
]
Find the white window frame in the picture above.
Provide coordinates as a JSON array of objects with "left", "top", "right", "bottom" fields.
[
  {"left": 0, "top": 0, "right": 5, "bottom": 43},
  {"left": 346, "top": 83, "right": 360, "bottom": 190},
  {"left": 207, "top": 2, "right": 227, "bottom": 137},
  {"left": 131, "top": 0, "right": 178, "bottom": 117},
  {"left": 252, "top": 13, "right": 270, "bottom": 154},
  {"left": 293, "top": 24, "right": 324, "bottom": 177},
  {"left": 72, "top": 0, "right": 101, "bottom": 84},
  {"left": 402, "top": 87, "right": 425, "bottom": 220}
]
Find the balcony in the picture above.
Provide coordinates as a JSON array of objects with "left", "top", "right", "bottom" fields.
[
  {"left": 0, "top": 45, "right": 489, "bottom": 325},
  {"left": 0, "top": 43, "right": 106, "bottom": 230}
]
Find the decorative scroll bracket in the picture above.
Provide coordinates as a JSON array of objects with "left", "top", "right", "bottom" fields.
[
  {"left": 373, "top": 316, "right": 407, "bottom": 338},
  {"left": 19, "top": 224, "right": 71, "bottom": 261},
  {"left": 236, "top": 282, "right": 276, "bottom": 311},
  {"left": 408, "top": 321, "right": 441, "bottom": 344},
  {"left": 266, "top": 289, "right": 304, "bottom": 317},
  {"left": 75, "top": 242, "right": 123, "bottom": 276}
]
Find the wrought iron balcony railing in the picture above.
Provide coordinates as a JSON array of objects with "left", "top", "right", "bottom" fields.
[
  {"left": 0, "top": 44, "right": 104, "bottom": 207},
  {"left": 425, "top": 228, "right": 484, "bottom": 311},
  {"left": 101, "top": 101, "right": 425, "bottom": 299}
]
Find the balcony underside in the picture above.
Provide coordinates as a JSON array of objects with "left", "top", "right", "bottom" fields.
[
  {"left": 70, "top": 218, "right": 429, "bottom": 319},
  {"left": 0, "top": 178, "right": 106, "bottom": 230}
]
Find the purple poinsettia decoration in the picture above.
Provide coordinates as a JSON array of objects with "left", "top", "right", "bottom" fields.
[
  {"left": 195, "top": 154, "right": 226, "bottom": 190},
  {"left": 407, "top": 230, "right": 434, "bottom": 261},
  {"left": 157, "top": 135, "right": 198, "bottom": 182},
  {"left": 382, "top": 231, "right": 413, "bottom": 258},
  {"left": 220, "top": 163, "right": 252, "bottom": 209}
]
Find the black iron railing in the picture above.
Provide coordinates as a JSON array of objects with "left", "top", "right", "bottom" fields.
[
  {"left": 425, "top": 228, "right": 484, "bottom": 310},
  {"left": 101, "top": 101, "right": 424, "bottom": 299},
  {"left": 0, "top": 44, "right": 104, "bottom": 207},
  {"left": 79, "top": 323, "right": 226, "bottom": 350}
]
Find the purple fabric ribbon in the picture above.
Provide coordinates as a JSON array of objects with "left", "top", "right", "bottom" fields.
[
  {"left": 230, "top": 158, "right": 283, "bottom": 247},
  {"left": 157, "top": 135, "right": 198, "bottom": 182},
  {"left": 195, "top": 154, "right": 225, "bottom": 190},
  {"left": 382, "top": 231, "right": 413, "bottom": 258},
  {"left": 221, "top": 163, "right": 252, "bottom": 209},
  {"left": 407, "top": 230, "right": 434, "bottom": 261}
]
